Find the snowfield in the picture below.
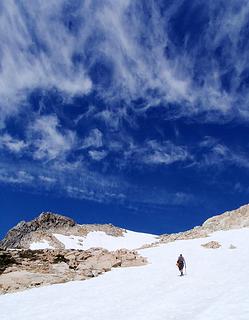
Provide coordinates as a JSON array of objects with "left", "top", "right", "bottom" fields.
[
  {"left": 53, "top": 230, "right": 158, "bottom": 250},
  {"left": 1, "top": 228, "right": 249, "bottom": 320},
  {"left": 29, "top": 230, "right": 158, "bottom": 251},
  {"left": 29, "top": 240, "right": 54, "bottom": 250}
]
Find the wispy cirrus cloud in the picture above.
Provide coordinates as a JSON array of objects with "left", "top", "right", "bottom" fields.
[
  {"left": 80, "top": 129, "right": 103, "bottom": 150},
  {"left": 29, "top": 115, "right": 76, "bottom": 161},
  {"left": 196, "top": 137, "right": 249, "bottom": 169},
  {"left": 88, "top": 150, "right": 108, "bottom": 161},
  {"left": 0, "top": 134, "right": 27, "bottom": 154},
  {"left": 0, "top": 158, "right": 127, "bottom": 203},
  {"left": 2, "top": 0, "right": 249, "bottom": 128},
  {"left": 1, "top": 0, "right": 249, "bottom": 209},
  {"left": 0, "top": 0, "right": 92, "bottom": 127},
  {"left": 124, "top": 140, "right": 190, "bottom": 166},
  {"left": 0, "top": 169, "right": 34, "bottom": 185}
]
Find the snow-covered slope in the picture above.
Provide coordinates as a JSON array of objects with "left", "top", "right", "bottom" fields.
[
  {"left": 29, "top": 230, "right": 158, "bottom": 251},
  {"left": 53, "top": 230, "right": 157, "bottom": 250},
  {"left": 1, "top": 228, "right": 249, "bottom": 320},
  {"left": 29, "top": 240, "right": 54, "bottom": 250}
]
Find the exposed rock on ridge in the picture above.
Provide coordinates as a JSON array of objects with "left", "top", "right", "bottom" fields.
[
  {"left": 202, "top": 204, "right": 249, "bottom": 231},
  {"left": 159, "top": 203, "right": 249, "bottom": 244},
  {"left": 0, "top": 212, "right": 76, "bottom": 249}
]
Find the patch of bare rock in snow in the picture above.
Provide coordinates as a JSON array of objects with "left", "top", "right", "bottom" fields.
[
  {"left": 201, "top": 241, "right": 221, "bottom": 249},
  {"left": 0, "top": 248, "right": 146, "bottom": 294}
]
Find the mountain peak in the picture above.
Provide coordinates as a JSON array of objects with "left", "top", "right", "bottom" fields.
[
  {"left": 36, "top": 212, "right": 76, "bottom": 228},
  {"left": 0, "top": 212, "right": 76, "bottom": 249}
]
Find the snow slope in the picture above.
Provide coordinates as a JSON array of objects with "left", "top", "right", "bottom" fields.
[
  {"left": 29, "top": 230, "right": 158, "bottom": 250},
  {"left": 1, "top": 228, "right": 249, "bottom": 320},
  {"left": 53, "top": 230, "right": 157, "bottom": 250},
  {"left": 29, "top": 240, "right": 54, "bottom": 250}
]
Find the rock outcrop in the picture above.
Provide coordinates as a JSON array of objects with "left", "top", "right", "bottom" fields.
[
  {"left": 202, "top": 204, "right": 249, "bottom": 232},
  {"left": 0, "top": 248, "right": 146, "bottom": 294}
]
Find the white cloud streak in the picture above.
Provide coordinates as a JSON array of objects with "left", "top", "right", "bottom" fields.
[
  {"left": 0, "top": 134, "right": 27, "bottom": 153},
  {"left": 125, "top": 140, "right": 190, "bottom": 166},
  {"left": 0, "top": 169, "right": 34, "bottom": 185},
  {"left": 80, "top": 129, "right": 103, "bottom": 149},
  {"left": 29, "top": 115, "right": 76, "bottom": 161},
  {"left": 197, "top": 137, "right": 249, "bottom": 169},
  {"left": 88, "top": 150, "right": 108, "bottom": 161}
]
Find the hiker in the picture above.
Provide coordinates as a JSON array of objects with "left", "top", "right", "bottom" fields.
[{"left": 176, "top": 254, "right": 186, "bottom": 276}]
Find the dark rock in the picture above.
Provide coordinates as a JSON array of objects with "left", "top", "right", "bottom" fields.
[
  {"left": 53, "top": 254, "right": 69, "bottom": 264},
  {"left": 0, "top": 252, "right": 18, "bottom": 275}
]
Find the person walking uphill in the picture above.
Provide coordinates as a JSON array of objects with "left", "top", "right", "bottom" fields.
[{"left": 176, "top": 254, "right": 186, "bottom": 276}]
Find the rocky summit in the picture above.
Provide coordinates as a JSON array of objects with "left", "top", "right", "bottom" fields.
[{"left": 0, "top": 212, "right": 76, "bottom": 250}]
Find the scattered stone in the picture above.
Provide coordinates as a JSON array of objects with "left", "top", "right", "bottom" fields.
[
  {"left": 201, "top": 241, "right": 221, "bottom": 249},
  {"left": 229, "top": 244, "right": 236, "bottom": 249}
]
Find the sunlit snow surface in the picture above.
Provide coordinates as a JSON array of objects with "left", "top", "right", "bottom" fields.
[
  {"left": 53, "top": 230, "right": 158, "bottom": 250},
  {"left": 29, "top": 240, "right": 54, "bottom": 250},
  {"left": 2, "top": 228, "right": 249, "bottom": 320}
]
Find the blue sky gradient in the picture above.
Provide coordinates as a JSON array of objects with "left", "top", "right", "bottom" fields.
[{"left": 1, "top": 0, "right": 249, "bottom": 238}]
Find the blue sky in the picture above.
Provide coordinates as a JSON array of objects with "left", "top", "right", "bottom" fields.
[{"left": 1, "top": 0, "right": 249, "bottom": 238}]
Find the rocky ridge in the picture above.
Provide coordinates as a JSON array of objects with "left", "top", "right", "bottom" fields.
[
  {"left": 202, "top": 204, "right": 249, "bottom": 231},
  {"left": 158, "top": 203, "right": 249, "bottom": 244}
]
